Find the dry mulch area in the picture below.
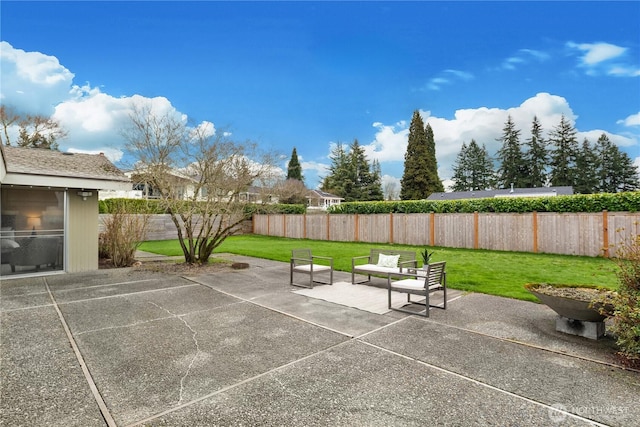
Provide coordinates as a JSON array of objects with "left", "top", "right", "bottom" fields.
[{"left": 99, "top": 258, "right": 245, "bottom": 275}]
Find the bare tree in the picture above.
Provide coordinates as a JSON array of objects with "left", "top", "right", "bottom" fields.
[
  {"left": 273, "top": 178, "right": 309, "bottom": 204},
  {"left": 384, "top": 180, "right": 399, "bottom": 200},
  {"left": 0, "top": 105, "right": 67, "bottom": 149},
  {"left": 123, "top": 104, "right": 277, "bottom": 264}
]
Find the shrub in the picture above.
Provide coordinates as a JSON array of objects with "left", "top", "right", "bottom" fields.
[
  {"left": 328, "top": 191, "right": 640, "bottom": 214},
  {"left": 100, "top": 201, "right": 151, "bottom": 267},
  {"left": 606, "top": 231, "right": 640, "bottom": 366}
]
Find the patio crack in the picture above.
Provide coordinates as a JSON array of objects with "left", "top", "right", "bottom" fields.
[{"left": 148, "top": 302, "right": 200, "bottom": 405}]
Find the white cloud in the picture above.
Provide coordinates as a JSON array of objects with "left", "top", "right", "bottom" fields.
[
  {"left": 1, "top": 42, "right": 211, "bottom": 164},
  {"left": 566, "top": 41, "right": 639, "bottom": 77},
  {"left": 617, "top": 112, "right": 640, "bottom": 127},
  {"left": 501, "top": 48, "right": 550, "bottom": 70},
  {"left": 0, "top": 41, "right": 74, "bottom": 115},
  {"left": 53, "top": 88, "right": 183, "bottom": 161},
  {"left": 424, "top": 69, "right": 474, "bottom": 91},
  {"left": 577, "top": 130, "right": 636, "bottom": 148},
  {"left": 567, "top": 42, "right": 626, "bottom": 65}
]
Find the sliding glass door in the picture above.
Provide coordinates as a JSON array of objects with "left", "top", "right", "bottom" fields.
[{"left": 0, "top": 187, "right": 65, "bottom": 276}]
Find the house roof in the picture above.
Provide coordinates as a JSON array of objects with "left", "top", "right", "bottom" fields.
[
  {"left": 427, "top": 186, "right": 574, "bottom": 201},
  {"left": 307, "top": 189, "right": 343, "bottom": 200},
  {"left": 0, "top": 145, "right": 130, "bottom": 190}
]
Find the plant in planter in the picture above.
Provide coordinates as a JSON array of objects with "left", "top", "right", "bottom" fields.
[
  {"left": 525, "top": 283, "right": 616, "bottom": 323},
  {"left": 420, "top": 247, "right": 435, "bottom": 268}
]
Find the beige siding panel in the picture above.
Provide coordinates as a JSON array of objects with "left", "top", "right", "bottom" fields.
[
  {"left": 478, "top": 213, "right": 534, "bottom": 252},
  {"left": 68, "top": 191, "right": 98, "bottom": 272}
]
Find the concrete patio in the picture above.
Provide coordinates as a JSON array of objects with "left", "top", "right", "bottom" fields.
[{"left": 1, "top": 255, "right": 639, "bottom": 426}]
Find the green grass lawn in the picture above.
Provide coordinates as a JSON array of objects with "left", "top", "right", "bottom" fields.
[{"left": 139, "top": 235, "right": 619, "bottom": 302}]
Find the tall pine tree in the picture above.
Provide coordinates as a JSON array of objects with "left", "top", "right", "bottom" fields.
[
  {"left": 286, "top": 147, "right": 304, "bottom": 183},
  {"left": 574, "top": 138, "right": 599, "bottom": 194},
  {"left": 400, "top": 110, "right": 442, "bottom": 199},
  {"left": 549, "top": 115, "right": 578, "bottom": 187},
  {"left": 594, "top": 133, "right": 639, "bottom": 192},
  {"left": 321, "top": 140, "right": 383, "bottom": 201},
  {"left": 451, "top": 139, "right": 495, "bottom": 191},
  {"left": 321, "top": 143, "right": 350, "bottom": 196},
  {"left": 495, "top": 115, "right": 526, "bottom": 188},
  {"left": 523, "top": 116, "right": 548, "bottom": 187},
  {"left": 425, "top": 124, "right": 444, "bottom": 193}
]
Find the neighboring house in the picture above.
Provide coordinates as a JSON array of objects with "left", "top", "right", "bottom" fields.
[
  {"left": 306, "top": 189, "right": 343, "bottom": 210},
  {"left": 0, "top": 145, "right": 130, "bottom": 277},
  {"left": 427, "top": 186, "right": 574, "bottom": 201},
  {"left": 100, "top": 171, "right": 279, "bottom": 204}
]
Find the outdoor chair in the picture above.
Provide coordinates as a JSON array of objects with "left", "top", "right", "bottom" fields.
[
  {"left": 290, "top": 248, "right": 334, "bottom": 288},
  {"left": 387, "top": 261, "right": 447, "bottom": 317}
]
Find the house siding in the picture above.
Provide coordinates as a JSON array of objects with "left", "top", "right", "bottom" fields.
[{"left": 67, "top": 191, "right": 99, "bottom": 272}]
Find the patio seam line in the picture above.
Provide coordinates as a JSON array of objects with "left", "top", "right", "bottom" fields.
[
  {"left": 184, "top": 276, "right": 356, "bottom": 338},
  {"left": 74, "top": 298, "right": 248, "bottom": 336},
  {"left": 124, "top": 339, "right": 357, "bottom": 427},
  {"left": 1, "top": 302, "right": 55, "bottom": 312},
  {"left": 419, "top": 317, "right": 640, "bottom": 374},
  {"left": 51, "top": 278, "right": 158, "bottom": 294},
  {"left": 43, "top": 277, "right": 117, "bottom": 427},
  {"left": 360, "top": 340, "right": 611, "bottom": 427},
  {"left": 52, "top": 282, "right": 202, "bottom": 306}
]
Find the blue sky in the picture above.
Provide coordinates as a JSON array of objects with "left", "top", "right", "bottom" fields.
[{"left": 1, "top": 1, "right": 639, "bottom": 193}]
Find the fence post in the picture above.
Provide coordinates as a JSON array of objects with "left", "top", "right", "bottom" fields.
[
  {"left": 282, "top": 214, "right": 286, "bottom": 238},
  {"left": 474, "top": 211, "right": 479, "bottom": 249},
  {"left": 326, "top": 214, "right": 330, "bottom": 241},
  {"left": 267, "top": 214, "right": 271, "bottom": 236},
  {"left": 355, "top": 213, "right": 359, "bottom": 242},
  {"left": 303, "top": 213, "right": 307, "bottom": 239},
  {"left": 532, "top": 211, "right": 538, "bottom": 253},
  {"left": 430, "top": 212, "right": 435, "bottom": 246},
  {"left": 602, "top": 210, "right": 609, "bottom": 258},
  {"left": 389, "top": 212, "right": 394, "bottom": 244}
]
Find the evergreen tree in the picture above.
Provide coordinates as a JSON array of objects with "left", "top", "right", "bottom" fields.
[
  {"left": 320, "top": 140, "right": 383, "bottom": 201},
  {"left": 574, "top": 138, "right": 599, "bottom": 194},
  {"left": 425, "top": 124, "right": 444, "bottom": 192},
  {"left": 451, "top": 139, "right": 495, "bottom": 191},
  {"left": 400, "top": 110, "right": 442, "bottom": 199},
  {"left": 594, "top": 133, "right": 639, "bottom": 192},
  {"left": 286, "top": 147, "right": 304, "bottom": 183},
  {"left": 368, "top": 159, "right": 384, "bottom": 201},
  {"left": 612, "top": 150, "right": 640, "bottom": 192},
  {"left": 321, "top": 143, "right": 350, "bottom": 197},
  {"left": 548, "top": 115, "right": 578, "bottom": 187},
  {"left": 345, "top": 139, "right": 384, "bottom": 201},
  {"left": 495, "top": 115, "right": 526, "bottom": 188},
  {"left": 523, "top": 116, "right": 548, "bottom": 187}
]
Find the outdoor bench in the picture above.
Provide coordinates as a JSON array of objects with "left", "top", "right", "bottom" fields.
[{"left": 351, "top": 248, "right": 417, "bottom": 284}]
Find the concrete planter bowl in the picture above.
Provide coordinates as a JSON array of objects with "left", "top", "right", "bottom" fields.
[{"left": 525, "top": 283, "right": 615, "bottom": 321}]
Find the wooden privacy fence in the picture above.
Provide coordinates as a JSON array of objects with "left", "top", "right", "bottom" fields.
[{"left": 252, "top": 211, "right": 640, "bottom": 257}]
